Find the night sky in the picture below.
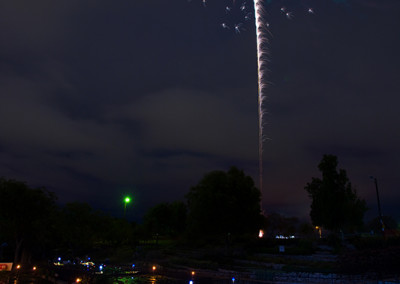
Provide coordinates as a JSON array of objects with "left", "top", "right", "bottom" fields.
[{"left": 1, "top": 0, "right": 399, "bottom": 222}]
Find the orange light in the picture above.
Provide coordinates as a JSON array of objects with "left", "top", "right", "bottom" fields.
[
  {"left": 191, "top": 271, "right": 195, "bottom": 275},
  {"left": 33, "top": 266, "right": 37, "bottom": 271},
  {"left": 16, "top": 265, "right": 21, "bottom": 269},
  {"left": 76, "top": 278, "right": 82, "bottom": 283},
  {"left": 152, "top": 266, "right": 156, "bottom": 271}
]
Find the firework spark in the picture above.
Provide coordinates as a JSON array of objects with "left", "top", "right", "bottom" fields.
[
  {"left": 189, "top": 0, "right": 270, "bottom": 202},
  {"left": 253, "top": 0, "right": 269, "bottom": 209},
  {"left": 189, "top": 0, "right": 315, "bottom": 209}
]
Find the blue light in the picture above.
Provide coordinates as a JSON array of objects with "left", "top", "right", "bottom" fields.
[
  {"left": 132, "top": 264, "right": 135, "bottom": 268},
  {"left": 99, "top": 265, "right": 103, "bottom": 271},
  {"left": 189, "top": 281, "right": 193, "bottom": 284},
  {"left": 232, "top": 277, "right": 236, "bottom": 282},
  {"left": 57, "top": 257, "right": 61, "bottom": 262}
]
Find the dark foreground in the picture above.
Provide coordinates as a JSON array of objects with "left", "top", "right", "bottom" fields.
[{"left": 2, "top": 265, "right": 400, "bottom": 284}]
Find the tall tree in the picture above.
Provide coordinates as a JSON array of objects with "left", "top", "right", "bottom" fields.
[
  {"left": 305, "top": 155, "right": 367, "bottom": 233},
  {"left": 186, "top": 167, "right": 262, "bottom": 237},
  {"left": 0, "top": 178, "right": 57, "bottom": 265}
]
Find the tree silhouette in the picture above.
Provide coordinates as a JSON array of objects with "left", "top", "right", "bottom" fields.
[
  {"left": 186, "top": 167, "right": 262, "bottom": 238},
  {"left": 142, "top": 201, "right": 187, "bottom": 237},
  {"left": 0, "top": 178, "right": 57, "bottom": 265},
  {"left": 305, "top": 155, "right": 367, "bottom": 233}
]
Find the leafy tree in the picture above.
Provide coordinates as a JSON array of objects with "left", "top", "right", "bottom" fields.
[
  {"left": 56, "top": 202, "right": 98, "bottom": 254},
  {"left": 142, "top": 201, "right": 187, "bottom": 237},
  {"left": 169, "top": 201, "right": 188, "bottom": 235},
  {"left": 186, "top": 167, "right": 262, "bottom": 237},
  {"left": 97, "top": 215, "right": 137, "bottom": 246},
  {"left": 305, "top": 155, "right": 367, "bottom": 233},
  {"left": 0, "top": 177, "right": 57, "bottom": 265},
  {"left": 56, "top": 202, "right": 135, "bottom": 255}
]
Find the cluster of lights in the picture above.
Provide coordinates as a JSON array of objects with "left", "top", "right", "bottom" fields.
[
  {"left": 53, "top": 259, "right": 145, "bottom": 282},
  {"left": 53, "top": 257, "right": 63, "bottom": 266},
  {"left": 80, "top": 261, "right": 95, "bottom": 267},
  {"left": 275, "top": 235, "right": 296, "bottom": 239},
  {"left": 49, "top": 260, "right": 238, "bottom": 284},
  {"left": 51, "top": 258, "right": 141, "bottom": 283}
]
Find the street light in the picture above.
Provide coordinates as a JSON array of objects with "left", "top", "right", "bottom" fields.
[
  {"left": 123, "top": 196, "right": 131, "bottom": 218},
  {"left": 370, "top": 176, "right": 385, "bottom": 234}
]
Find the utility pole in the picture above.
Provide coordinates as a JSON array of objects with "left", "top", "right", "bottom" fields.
[{"left": 370, "top": 176, "right": 385, "bottom": 234}]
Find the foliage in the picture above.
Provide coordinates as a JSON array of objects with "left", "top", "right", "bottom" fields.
[
  {"left": 0, "top": 177, "right": 138, "bottom": 263},
  {"left": 186, "top": 167, "right": 262, "bottom": 238},
  {"left": 305, "top": 155, "right": 367, "bottom": 233},
  {"left": 298, "top": 222, "right": 317, "bottom": 238},
  {"left": 142, "top": 201, "right": 187, "bottom": 238},
  {"left": 55, "top": 202, "right": 136, "bottom": 255},
  {"left": 56, "top": 202, "right": 98, "bottom": 253},
  {"left": 0, "top": 177, "right": 57, "bottom": 264}
]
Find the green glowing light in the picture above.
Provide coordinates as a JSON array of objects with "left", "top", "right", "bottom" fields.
[{"left": 124, "top": 197, "right": 131, "bottom": 204}]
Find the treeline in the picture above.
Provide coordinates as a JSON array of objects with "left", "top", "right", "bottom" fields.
[
  {"left": 2, "top": 156, "right": 396, "bottom": 267},
  {"left": 0, "top": 167, "right": 266, "bottom": 265},
  {"left": 0, "top": 177, "right": 140, "bottom": 265}
]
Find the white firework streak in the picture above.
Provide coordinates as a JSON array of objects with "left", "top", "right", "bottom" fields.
[{"left": 253, "top": 0, "right": 269, "bottom": 209}]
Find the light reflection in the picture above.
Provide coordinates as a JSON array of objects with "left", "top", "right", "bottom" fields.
[{"left": 149, "top": 275, "right": 157, "bottom": 284}]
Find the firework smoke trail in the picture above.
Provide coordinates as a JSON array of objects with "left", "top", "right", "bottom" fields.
[{"left": 253, "top": 0, "right": 268, "bottom": 210}]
